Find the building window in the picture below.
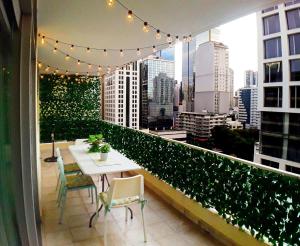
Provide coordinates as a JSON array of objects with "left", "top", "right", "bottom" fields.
[
  {"left": 263, "top": 14, "right": 280, "bottom": 35},
  {"left": 289, "top": 33, "right": 300, "bottom": 55},
  {"left": 264, "top": 87, "right": 282, "bottom": 107},
  {"left": 289, "top": 113, "right": 300, "bottom": 137},
  {"left": 286, "top": 165, "right": 300, "bottom": 174},
  {"left": 261, "top": 134, "right": 283, "bottom": 158},
  {"left": 261, "top": 159, "right": 279, "bottom": 169},
  {"left": 287, "top": 139, "right": 300, "bottom": 162},
  {"left": 290, "top": 59, "right": 300, "bottom": 81},
  {"left": 262, "top": 6, "right": 278, "bottom": 13},
  {"left": 290, "top": 86, "right": 300, "bottom": 108},
  {"left": 286, "top": 8, "right": 300, "bottom": 29},
  {"left": 261, "top": 112, "right": 284, "bottom": 133},
  {"left": 285, "top": 0, "right": 300, "bottom": 6},
  {"left": 264, "top": 38, "right": 282, "bottom": 59},
  {"left": 264, "top": 62, "right": 282, "bottom": 82}
]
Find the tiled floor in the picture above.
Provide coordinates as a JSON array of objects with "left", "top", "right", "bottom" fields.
[{"left": 40, "top": 145, "right": 222, "bottom": 246}]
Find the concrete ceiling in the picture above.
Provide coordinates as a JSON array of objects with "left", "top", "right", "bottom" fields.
[{"left": 37, "top": 0, "right": 282, "bottom": 75}]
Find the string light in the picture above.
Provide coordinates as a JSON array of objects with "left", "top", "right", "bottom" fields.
[
  {"left": 40, "top": 75, "right": 44, "bottom": 79},
  {"left": 66, "top": 70, "right": 69, "bottom": 75},
  {"left": 166, "top": 34, "right": 172, "bottom": 43},
  {"left": 152, "top": 45, "right": 157, "bottom": 53},
  {"left": 70, "top": 44, "right": 74, "bottom": 50},
  {"left": 98, "top": 65, "right": 102, "bottom": 71},
  {"left": 77, "top": 60, "right": 81, "bottom": 65},
  {"left": 183, "top": 36, "right": 187, "bottom": 43},
  {"left": 65, "top": 54, "right": 70, "bottom": 61},
  {"left": 104, "top": 49, "right": 108, "bottom": 56},
  {"left": 168, "top": 42, "right": 172, "bottom": 48},
  {"left": 86, "top": 72, "right": 90, "bottom": 76},
  {"left": 88, "top": 64, "right": 92, "bottom": 69},
  {"left": 55, "top": 68, "right": 59, "bottom": 73},
  {"left": 38, "top": 62, "right": 42, "bottom": 68},
  {"left": 45, "top": 66, "right": 50, "bottom": 72},
  {"left": 75, "top": 72, "right": 79, "bottom": 76},
  {"left": 143, "top": 22, "right": 149, "bottom": 33},
  {"left": 137, "top": 48, "right": 141, "bottom": 56},
  {"left": 120, "top": 49, "right": 124, "bottom": 57},
  {"left": 127, "top": 10, "right": 133, "bottom": 21},
  {"left": 86, "top": 47, "right": 91, "bottom": 53},
  {"left": 187, "top": 35, "right": 192, "bottom": 42},
  {"left": 53, "top": 47, "right": 57, "bottom": 53},
  {"left": 156, "top": 30, "right": 161, "bottom": 40},
  {"left": 55, "top": 40, "right": 59, "bottom": 46},
  {"left": 176, "top": 36, "right": 179, "bottom": 42},
  {"left": 107, "top": 0, "right": 114, "bottom": 7},
  {"left": 41, "top": 36, "right": 45, "bottom": 44}
]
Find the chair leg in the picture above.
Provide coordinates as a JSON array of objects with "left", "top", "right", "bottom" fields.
[
  {"left": 55, "top": 173, "right": 60, "bottom": 190},
  {"left": 125, "top": 206, "right": 128, "bottom": 222},
  {"left": 91, "top": 187, "right": 94, "bottom": 204},
  {"left": 88, "top": 187, "right": 91, "bottom": 197},
  {"left": 141, "top": 204, "right": 147, "bottom": 243},
  {"left": 59, "top": 189, "right": 67, "bottom": 224},
  {"left": 104, "top": 209, "right": 108, "bottom": 246},
  {"left": 57, "top": 181, "right": 63, "bottom": 206}
]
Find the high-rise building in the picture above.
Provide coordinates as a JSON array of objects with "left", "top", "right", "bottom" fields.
[
  {"left": 140, "top": 56, "right": 175, "bottom": 130},
  {"left": 254, "top": 1, "right": 300, "bottom": 174},
  {"left": 238, "top": 87, "right": 260, "bottom": 128},
  {"left": 194, "top": 41, "right": 233, "bottom": 114},
  {"left": 104, "top": 62, "right": 139, "bottom": 129},
  {"left": 181, "top": 29, "right": 221, "bottom": 112},
  {"left": 245, "top": 70, "right": 258, "bottom": 87}
]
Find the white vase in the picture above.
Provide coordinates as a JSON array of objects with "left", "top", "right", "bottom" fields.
[{"left": 100, "top": 152, "right": 108, "bottom": 161}]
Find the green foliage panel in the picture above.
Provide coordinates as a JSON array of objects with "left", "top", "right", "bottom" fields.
[
  {"left": 97, "top": 121, "right": 299, "bottom": 246},
  {"left": 39, "top": 74, "right": 101, "bottom": 142}
]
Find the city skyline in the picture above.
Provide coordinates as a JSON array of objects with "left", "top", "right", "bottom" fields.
[{"left": 175, "top": 13, "right": 258, "bottom": 92}]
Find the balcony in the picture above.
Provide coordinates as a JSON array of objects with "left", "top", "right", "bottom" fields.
[{"left": 40, "top": 143, "right": 220, "bottom": 245}]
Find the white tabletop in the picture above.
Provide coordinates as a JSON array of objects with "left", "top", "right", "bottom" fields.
[{"left": 69, "top": 143, "right": 141, "bottom": 176}]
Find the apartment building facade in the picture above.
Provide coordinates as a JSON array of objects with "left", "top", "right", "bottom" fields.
[
  {"left": 104, "top": 62, "right": 139, "bottom": 129},
  {"left": 255, "top": 0, "right": 300, "bottom": 174},
  {"left": 175, "top": 112, "right": 227, "bottom": 139}
]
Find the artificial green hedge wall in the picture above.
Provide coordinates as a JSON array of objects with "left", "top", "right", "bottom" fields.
[
  {"left": 39, "top": 74, "right": 101, "bottom": 142},
  {"left": 96, "top": 121, "right": 299, "bottom": 246}
]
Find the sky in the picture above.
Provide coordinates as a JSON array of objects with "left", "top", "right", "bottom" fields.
[{"left": 175, "top": 13, "right": 258, "bottom": 92}]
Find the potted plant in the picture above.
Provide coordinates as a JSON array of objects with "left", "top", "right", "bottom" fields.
[
  {"left": 87, "top": 134, "right": 103, "bottom": 153},
  {"left": 100, "top": 143, "right": 110, "bottom": 161}
]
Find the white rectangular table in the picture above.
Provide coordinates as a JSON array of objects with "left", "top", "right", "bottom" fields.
[
  {"left": 69, "top": 142, "right": 141, "bottom": 227},
  {"left": 69, "top": 143, "right": 141, "bottom": 176}
]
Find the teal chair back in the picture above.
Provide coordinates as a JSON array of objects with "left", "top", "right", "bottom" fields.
[{"left": 57, "top": 156, "right": 66, "bottom": 186}]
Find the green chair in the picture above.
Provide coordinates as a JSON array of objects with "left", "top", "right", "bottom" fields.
[
  {"left": 55, "top": 148, "right": 82, "bottom": 191},
  {"left": 57, "top": 156, "right": 98, "bottom": 224}
]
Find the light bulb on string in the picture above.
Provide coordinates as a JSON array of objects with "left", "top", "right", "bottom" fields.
[
  {"left": 66, "top": 70, "right": 69, "bottom": 75},
  {"left": 55, "top": 40, "right": 59, "bottom": 46},
  {"left": 107, "top": 0, "right": 114, "bottom": 7},
  {"left": 156, "top": 30, "right": 161, "bottom": 40},
  {"left": 41, "top": 36, "right": 45, "bottom": 45},
  {"left": 98, "top": 65, "right": 102, "bottom": 71},
  {"left": 143, "top": 22, "right": 149, "bottom": 33},
  {"left": 65, "top": 54, "right": 70, "bottom": 61},
  {"left": 53, "top": 47, "right": 57, "bottom": 53},
  {"left": 86, "top": 47, "right": 91, "bottom": 53},
  {"left": 104, "top": 49, "right": 108, "bottom": 56},
  {"left": 183, "top": 36, "right": 187, "bottom": 43},
  {"left": 77, "top": 60, "right": 81, "bottom": 65},
  {"left": 45, "top": 66, "right": 50, "bottom": 72},
  {"left": 60, "top": 74, "right": 64, "bottom": 78},
  {"left": 168, "top": 42, "right": 173, "bottom": 48},
  {"left": 53, "top": 72, "right": 56, "bottom": 76},
  {"left": 70, "top": 44, "right": 74, "bottom": 50},
  {"left": 187, "top": 35, "right": 192, "bottom": 42},
  {"left": 75, "top": 72, "right": 79, "bottom": 76},
  {"left": 152, "top": 45, "right": 157, "bottom": 53},
  {"left": 176, "top": 36, "right": 179, "bottom": 43},
  {"left": 88, "top": 64, "right": 92, "bottom": 69},
  {"left": 55, "top": 68, "right": 59, "bottom": 73},
  {"left": 38, "top": 62, "right": 42, "bottom": 68},
  {"left": 120, "top": 49, "right": 124, "bottom": 57},
  {"left": 127, "top": 10, "right": 133, "bottom": 21},
  {"left": 86, "top": 72, "right": 90, "bottom": 76},
  {"left": 137, "top": 48, "right": 141, "bottom": 56},
  {"left": 166, "top": 34, "right": 172, "bottom": 43},
  {"left": 40, "top": 75, "right": 44, "bottom": 79}
]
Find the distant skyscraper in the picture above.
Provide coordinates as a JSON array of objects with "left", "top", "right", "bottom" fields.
[
  {"left": 245, "top": 70, "right": 258, "bottom": 87},
  {"left": 194, "top": 41, "right": 233, "bottom": 114},
  {"left": 140, "top": 56, "right": 175, "bottom": 130},
  {"left": 181, "top": 29, "right": 221, "bottom": 112},
  {"left": 238, "top": 87, "right": 260, "bottom": 128},
  {"left": 254, "top": 2, "right": 300, "bottom": 174},
  {"left": 104, "top": 62, "right": 139, "bottom": 129}
]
